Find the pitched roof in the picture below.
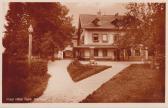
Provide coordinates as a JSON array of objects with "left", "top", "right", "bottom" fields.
[{"left": 79, "top": 14, "right": 123, "bottom": 29}]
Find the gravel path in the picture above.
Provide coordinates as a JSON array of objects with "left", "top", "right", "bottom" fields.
[{"left": 34, "top": 60, "right": 142, "bottom": 103}]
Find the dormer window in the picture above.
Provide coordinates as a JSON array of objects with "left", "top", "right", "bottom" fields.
[
  {"left": 92, "top": 18, "right": 101, "bottom": 26},
  {"left": 111, "top": 18, "right": 119, "bottom": 27},
  {"left": 111, "top": 18, "right": 124, "bottom": 29}
]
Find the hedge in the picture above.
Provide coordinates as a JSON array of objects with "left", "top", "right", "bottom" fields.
[{"left": 2, "top": 55, "right": 50, "bottom": 103}]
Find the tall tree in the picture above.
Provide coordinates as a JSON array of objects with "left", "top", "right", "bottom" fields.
[
  {"left": 3, "top": 3, "right": 29, "bottom": 57},
  {"left": 3, "top": 2, "right": 75, "bottom": 58},
  {"left": 118, "top": 3, "right": 165, "bottom": 55}
]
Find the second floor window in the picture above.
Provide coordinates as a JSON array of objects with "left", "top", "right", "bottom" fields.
[
  {"left": 81, "top": 36, "right": 84, "bottom": 44},
  {"left": 92, "top": 33, "right": 99, "bottom": 42},
  {"left": 114, "top": 34, "right": 119, "bottom": 42},
  {"left": 102, "top": 34, "right": 108, "bottom": 42}
]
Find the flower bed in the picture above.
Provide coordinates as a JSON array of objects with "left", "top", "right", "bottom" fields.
[{"left": 67, "top": 59, "right": 111, "bottom": 82}]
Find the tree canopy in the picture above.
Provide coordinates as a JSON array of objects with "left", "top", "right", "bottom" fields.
[
  {"left": 3, "top": 2, "right": 75, "bottom": 58},
  {"left": 118, "top": 3, "right": 165, "bottom": 55}
]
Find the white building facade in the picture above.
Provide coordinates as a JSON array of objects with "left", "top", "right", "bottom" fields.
[{"left": 73, "top": 13, "right": 149, "bottom": 61}]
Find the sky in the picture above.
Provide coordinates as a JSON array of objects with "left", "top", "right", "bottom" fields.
[
  {"left": 63, "top": 2, "right": 128, "bottom": 27},
  {"left": 0, "top": 1, "right": 127, "bottom": 51},
  {"left": 1, "top": 2, "right": 128, "bottom": 30}
]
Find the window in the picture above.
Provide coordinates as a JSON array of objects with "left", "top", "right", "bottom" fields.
[
  {"left": 81, "top": 36, "right": 84, "bottom": 44},
  {"left": 94, "top": 49, "right": 98, "bottom": 56},
  {"left": 148, "top": 49, "right": 154, "bottom": 56},
  {"left": 92, "top": 33, "right": 99, "bottom": 42},
  {"left": 103, "top": 49, "right": 107, "bottom": 57},
  {"left": 114, "top": 34, "right": 119, "bottom": 42},
  {"left": 127, "top": 49, "right": 131, "bottom": 56},
  {"left": 135, "top": 49, "right": 140, "bottom": 56},
  {"left": 102, "top": 34, "right": 108, "bottom": 42},
  {"left": 92, "top": 18, "right": 101, "bottom": 26}
]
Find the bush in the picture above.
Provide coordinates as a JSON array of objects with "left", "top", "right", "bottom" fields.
[
  {"left": 30, "top": 60, "right": 48, "bottom": 76},
  {"left": 2, "top": 55, "right": 50, "bottom": 103},
  {"left": 3, "top": 59, "right": 48, "bottom": 78}
]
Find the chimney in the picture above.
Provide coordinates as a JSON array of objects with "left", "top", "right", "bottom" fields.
[
  {"left": 92, "top": 9, "right": 102, "bottom": 26},
  {"left": 97, "top": 9, "right": 101, "bottom": 18}
]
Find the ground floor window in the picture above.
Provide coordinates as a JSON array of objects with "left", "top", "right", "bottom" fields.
[
  {"left": 94, "top": 49, "right": 98, "bottom": 56},
  {"left": 148, "top": 49, "right": 154, "bottom": 56},
  {"left": 127, "top": 49, "right": 131, "bottom": 56},
  {"left": 103, "top": 49, "right": 107, "bottom": 57},
  {"left": 135, "top": 49, "right": 140, "bottom": 56},
  {"left": 63, "top": 50, "right": 73, "bottom": 58}
]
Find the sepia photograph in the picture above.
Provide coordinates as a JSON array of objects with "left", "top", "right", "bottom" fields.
[{"left": 0, "top": 0, "right": 166, "bottom": 106}]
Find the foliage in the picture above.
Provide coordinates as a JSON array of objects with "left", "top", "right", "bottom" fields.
[
  {"left": 2, "top": 55, "right": 50, "bottom": 103},
  {"left": 116, "top": 3, "right": 165, "bottom": 68},
  {"left": 119, "top": 3, "right": 165, "bottom": 54},
  {"left": 3, "top": 3, "right": 29, "bottom": 56},
  {"left": 3, "top": 2, "right": 75, "bottom": 58}
]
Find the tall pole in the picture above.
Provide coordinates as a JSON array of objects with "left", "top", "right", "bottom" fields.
[
  {"left": 123, "top": 49, "right": 126, "bottom": 61},
  {"left": 28, "top": 24, "right": 33, "bottom": 65},
  {"left": 28, "top": 33, "right": 32, "bottom": 65},
  {"left": 145, "top": 47, "right": 148, "bottom": 60}
]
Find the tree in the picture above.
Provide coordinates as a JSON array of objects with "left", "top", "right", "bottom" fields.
[
  {"left": 115, "top": 14, "right": 142, "bottom": 49},
  {"left": 3, "top": 3, "right": 29, "bottom": 57},
  {"left": 118, "top": 3, "right": 165, "bottom": 68},
  {"left": 3, "top": 2, "right": 75, "bottom": 58}
]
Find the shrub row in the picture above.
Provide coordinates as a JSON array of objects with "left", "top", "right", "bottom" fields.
[
  {"left": 3, "top": 59, "right": 48, "bottom": 77},
  {"left": 2, "top": 54, "right": 50, "bottom": 103}
]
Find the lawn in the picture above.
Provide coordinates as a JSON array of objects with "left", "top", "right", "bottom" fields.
[
  {"left": 81, "top": 64, "right": 165, "bottom": 103},
  {"left": 67, "top": 60, "right": 111, "bottom": 82}
]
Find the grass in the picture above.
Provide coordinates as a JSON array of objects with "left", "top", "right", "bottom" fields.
[
  {"left": 67, "top": 60, "right": 111, "bottom": 82},
  {"left": 81, "top": 64, "right": 165, "bottom": 103}
]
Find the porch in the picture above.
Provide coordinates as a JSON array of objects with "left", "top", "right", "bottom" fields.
[{"left": 73, "top": 45, "right": 149, "bottom": 61}]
